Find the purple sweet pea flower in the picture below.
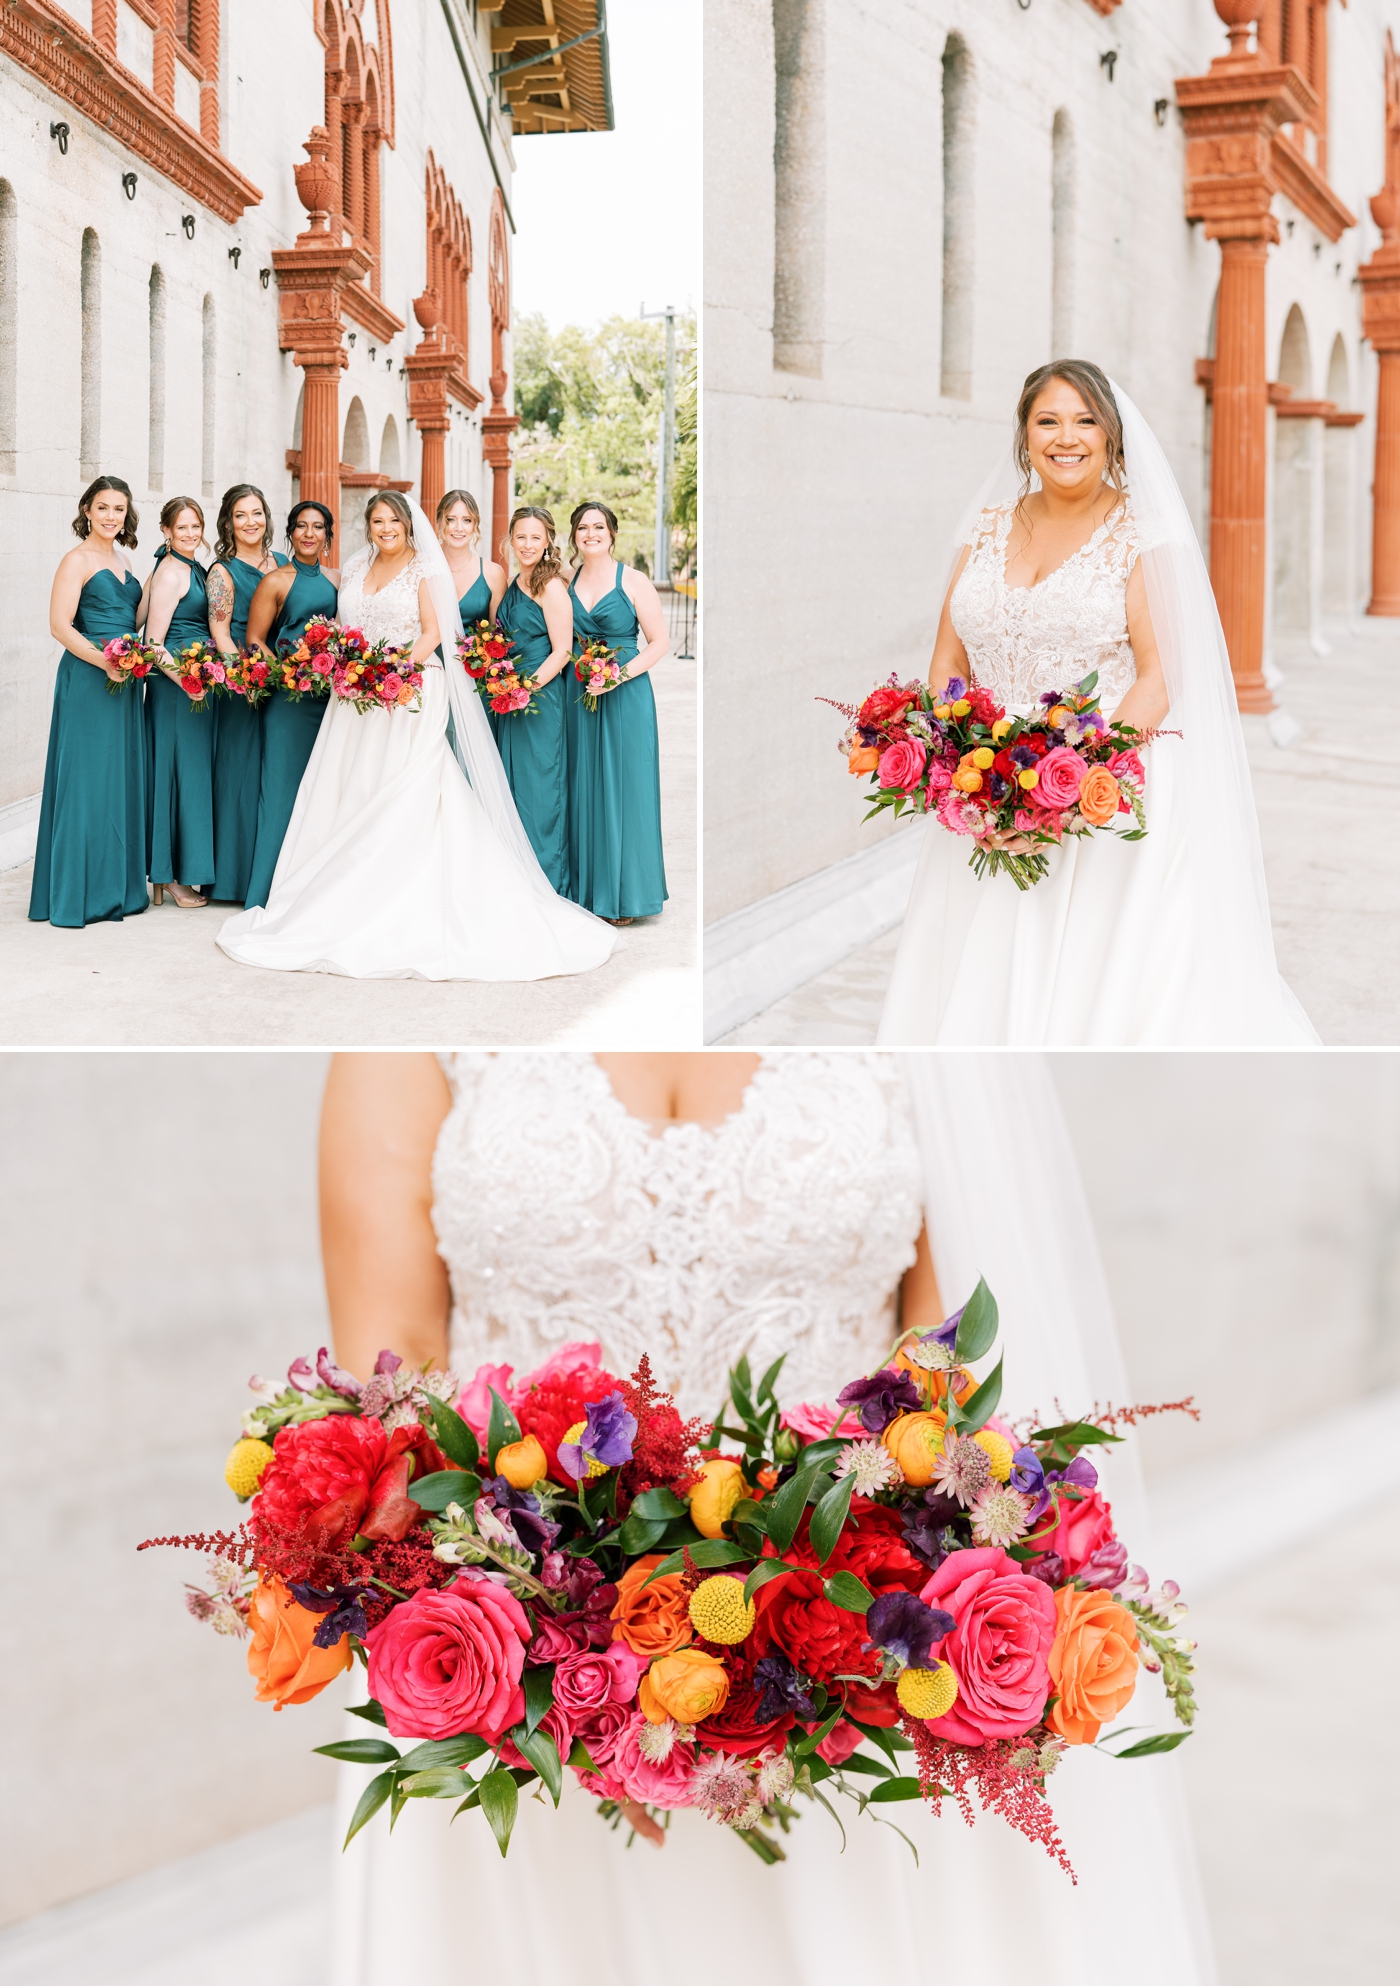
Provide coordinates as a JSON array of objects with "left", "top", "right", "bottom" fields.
[
  {"left": 1010, "top": 1446, "right": 1049, "bottom": 1519},
  {"left": 373, "top": 1349, "right": 403, "bottom": 1376},
  {"left": 1021, "top": 1550, "right": 1065, "bottom": 1588},
  {"left": 945, "top": 676, "right": 967, "bottom": 701},
  {"left": 315, "top": 1346, "right": 362, "bottom": 1400},
  {"left": 289, "top": 1581, "right": 373, "bottom": 1648},
  {"left": 900, "top": 1489, "right": 961, "bottom": 1569},
  {"left": 864, "top": 1590, "right": 956, "bottom": 1670},
  {"left": 482, "top": 1476, "right": 560, "bottom": 1558},
  {"left": 754, "top": 1652, "right": 818, "bottom": 1724},
  {"left": 836, "top": 1366, "right": 922, "bottom": 1435},
  {"left": 557, "top": 1390, "right": 638, "bottom": 1481},
  {"left": 1079, "top": 1538, "right": 1130, "bottom": 1591},
  {"left": 286, "top": 1355, "right": 316, "bottom": 1392},
  {"left": 1059, "top": 1454, "right": 1099, "bottom": 1492}
]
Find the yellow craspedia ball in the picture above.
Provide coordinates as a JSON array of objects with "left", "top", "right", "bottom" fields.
[
  {"left": 561, "top": 1421, "right": 609, "bottom": 1478},
  {"left": 688, "top": 1575, "right": 756, "bottom": 1646},
  {"left": 973, "top": 1430, "right": 1015, "bottom": 1482},
  {"left": 225, "top": 1438, "right": 273, "bottom": 1500},
  {"left": 897, "top": 1664, "right": 960, "bottom": 1721},
  {"left": 971, "top": 746, "right": 995, "bottom": 770},
  {"left": 1018, "top": 768, "right": 1040, "bottom": 790}
]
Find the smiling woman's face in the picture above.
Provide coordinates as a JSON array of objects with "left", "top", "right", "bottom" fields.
[
  {"left": 86, "top": 491, "right": 128, "bottom": 542},
  {"left": 369, "top": 504, "right": 407, "bottom": 553},
  {"left": 166, "top": 506, "right": 203, "bottom": 554},
  {"left": 231, "top": 496, "right": 266, "bottom": 549},
  {"left": 573, "top": 509, "right": 612, "bottom": 555},
  {"left": 291, "top": 510, "right": 328, "bottom": 558},
  {"left": 1025, "top": 379, "right": 1108, "bottom": 497},
  {"left": 511, "top": 518, "right": 548, "bottom": 567},
  {"left": 440, "top": 501, "right": 478, "bottom": 549}
]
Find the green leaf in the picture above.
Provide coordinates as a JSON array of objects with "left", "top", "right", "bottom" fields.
[
  {"left": 804, "top": 1755, "right": 833, "bottom": 1785},
  {"left": 794, "top": 1705, "right": 844, "bottom": 1756},
  {"left": 656, "top": 1514, "right": 703, "bottom": 1549},
  {"left": 453, "top": 1787, "right": 482, "bottom": 1816},
  {"left": 628, "top": 1486, "right": 688, "bottom": 1522},
  {"left": 511, "top": 1722, "right": 563, "bottom": 1804},
  {"left": 423, "top": 1395, "right": 480, "bottom": 1473},
  {"left": 756, "top": 1354, "right": 787, "bottom": 1402},
  {"left": 410, "top": 1469, "right": 482, "bottom": 1513},
  {"left": 566, "top": 1737, "right": 600, "bottom": 1774},
  {"left": 346, "top": 1698, "right": 389, "bottom": 1727},
  {"left": 763, "top": 1465, "right": 817, "bottom": 1557},
  {"left": 616, "top": 1513, "right": 669, "bottom": 1555},
  {"left": 313, "top": 1738, "right": 401, "bottom": 1765},
  {"left": 522, "top": 1663, "right": 556, "bottom": 1738},
  {"left": 343, "top": 1768, "right": 396, "bottom": 1847},
  {"left": 396, "top": 1735, "right": 489, "bottom": 1773},
  {"left": 836, "top": 1752, "right": 893, "bottom": 1780},
  {"left": 583, "top": 1472, "right": 618, "bottom": 1525},
  {"left": 795, "top": 1437, "right": 845, "bottom": 1472},
  {"left": 400, "top": 1767, "right": 475, "bottom": 1799},
  {"left": 477, "top": 1768, "right": 519, "bottom": 1856},
  {"left": 645, "top": 1538, "right": 748, "bottom": 1583},
  {"left": 1104, "top": 1730, "right": 1193, "bottom": 1759},
  {"left": 846, "top": 1718, "right": 913, "bottom": 1762},
  {"left": 1031, "top": 1420, "right": 1123, "bottom": 1450},
  {"left": 808, "top": 1471, "right": 855, "bottom": 1565},
  {"left": 956, "top": 1355, "right": 1004, "bottom": 1436},
  {"left": 742, "top": 1557, "right": 798, "bottom": 1606},
  {"left": 954, "top": 1277, "right": 999, "bottom": 1364},
  {"left": 486, "top": 1388, "right": 522, "bottom": 1474},
  {"left": 868, "top": 1775, "right": 924, "bottom": 1803},
  {"left": 730, "top": 1498, "right": 769, "bottom": 1534},
  {"left": 822, "top": 1571, "right": 873, "bottom": 1615}
]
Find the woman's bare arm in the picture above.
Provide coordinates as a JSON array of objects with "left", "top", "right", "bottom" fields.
[
  {"left": 896, "top": 1224, "right": 943, "bottom": 1341},
  {"left": 50, "top": 551, "right": 116, "bottom": 673},
  {"left": 207, "top": 562, "right": 238, "bottom": 658},
  {"left": 410, "top": 579, "right": 442, "bottom": 667},
  {"left": 246, "top": 568, "right": 293, "bottom": 655},
  {"left": 320, "top": 1053, "right": 454, "bottom": 1379},
  {"left": 1113, "top": 561, "right": 1170, "bottom": 731},
  {"left": 927, "top": 547, "right": 973, "bottom": 697},
  {"left": 533, "top": 576, "right": 576, "bottom": 687}
]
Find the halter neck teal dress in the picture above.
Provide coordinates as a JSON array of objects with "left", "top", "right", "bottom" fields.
[
  {"left": 567, "top": 562, "right": 667, "bottom": 920},
  {"left": 210, "top": 552, "right": 287, "bottom": 902},
  {"left": 457, "top": 558, "right": 494, "bottom": 627},
  {"left": 492, "top": 578, "right": 568, "bottom": 894},
  {"left": 244, "top": 557, "right": 336, "bottom": 909},
  {"left": 145, "top": 547, "right": 215, "bottom": 890},
  {"left": 28, "top": 565, "right": 148, "bottom": 926}
]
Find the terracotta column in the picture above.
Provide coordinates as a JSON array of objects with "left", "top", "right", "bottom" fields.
[
  {"left": 406, "top": 293, "right": 452, "bottom": 520},
  {"left": 343, "top": 101, "right": 365, "bottom": 242},
  {"left": 483, "top": 192, "right": 519, "bottom": 565},
  {"left": 1357, "top": 39, "right": 1400, "bottom": 614},
  {"left": 153, "top": 0, "right": 176, "bottom": 105},
  {"left": 364, "top": 124, "right": 382, "bottom": 293},
  {"left": 91, "top": 0, "right": 117, "bottom": 53},
  {"left": 196, "top": 0, "right": 221, "bottom": 148}
]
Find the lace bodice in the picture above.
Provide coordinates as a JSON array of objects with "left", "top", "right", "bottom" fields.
[
  {"left": 951, "top": 502, "right": 1140, "bottom": 716},
  {"left": 337, "top": 549, "right": 441, "bottom": 665},
  {"left": 431, "top": 1053, "right": 925, "bottom": 1417}
]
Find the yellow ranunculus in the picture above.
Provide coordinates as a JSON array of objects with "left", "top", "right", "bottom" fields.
[
  {"left": 640, "top": 1647, "right": 731, "bottom": 1725},
  {"left": 971, "top": 746, "right": 995, "bottom": 770},
  {"left": 494, "top": 1434, "right": 548, "bottom": 1489},
  {"left": 881, "top": 1410, "right": 948, "bottom": 1487},
  {"left": 687, "top": 1456, "right": 748, "bottom": 1538},
  {"left": 952, "top": 768, "right": 983, "bottom": 793},
  {"left": 992, "top": 718, "right": 1012, "bottom": 741}
]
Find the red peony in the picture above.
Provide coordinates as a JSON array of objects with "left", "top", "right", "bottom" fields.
[
  {"left": 253, "top": 1415, "right": 436, "bottom": 1553},
  {"left": 837, "top": 1499, "right": 928, "bottom": 1595},
  {"left": 752, "top": 1567, "right": 881, "bottom": 1690},
  {"left": 858, "top": 685, "right": 917, "bottom": 732},
  {"left": 696, "top": 1679, "right": 795, "bottom": 1758}
]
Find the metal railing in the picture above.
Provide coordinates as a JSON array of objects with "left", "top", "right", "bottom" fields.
[{"left": 661, "top": 579, "right": 696, "bottom": 660}]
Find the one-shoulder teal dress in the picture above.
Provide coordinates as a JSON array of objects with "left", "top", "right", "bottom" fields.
[
  {"left": 209, "top": 552, "right": 287, "bottom": 902},
  {"left": 567, "top": 562, "right": 667, "bottom": 920},
  {"left": 145, "top": 547, "right": 215, "bottom": 890},
  {"left": 244, "top": 557, "right": 336, "bottom": 910},
  {"left": 492, "top": 578, "right": 568, "bottom": 893},
  {"left": 28, "top": 565, "right": 148, "bottom": 926}
]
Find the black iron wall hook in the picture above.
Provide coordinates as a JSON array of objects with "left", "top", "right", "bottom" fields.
[
  {"left": 181, "top": 214, "right": 196, "bottom": 239},
  {"left": 228, "top": 246, "right": 242, "bottom": 268},
  {"left": 50, "top": 121, "right": 70, "bottom": 154},
  {"left": 1101, "top": 50, "right": 1118, "bottom": 82},
  {"left": 122, "top": 171, "right": 137, "bottom": 199}
]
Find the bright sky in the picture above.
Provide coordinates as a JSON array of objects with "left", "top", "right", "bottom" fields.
[{"left": 509, "top": 0, "right": 699, "bottom": 333}]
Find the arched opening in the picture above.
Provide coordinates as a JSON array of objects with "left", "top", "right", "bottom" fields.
[
  {"left": 342, "top": 396, "right": 370, "bottom": 468},
  {"left": 1203, "top": 284, "right": 1218, "bottom": 544},
  {"left": 1324, "top": 333, "right": 1353, "bottom": 618},
  {"left": 0, "top": 182, "right": 17, "bottom": 474},
  {"left": 148, "top": 265, "right": 166, "bottom": 493},
  {"left": 772, "top": 0, "right": 825, "bottom": 379},
  {"left": 80, "top": 230, "right": 101, "bottom": 481},
  {"left": 379, "top": 414, "right": 400, "bottom": 480},
  {"left": 292, "top": 380, "right": 304, "bottom": 452},
  {"left": 941, "top": 34, "right": 974, "bottom": 400},
  {"left": 201, "top": 293, "right": 216, "bottom": 497},
  {"left": 1050, "top": 110, "right": 1074, "bottom": 362},
  {"left": 1273, "top": 304, "right": 1315, "bottom": 636}
]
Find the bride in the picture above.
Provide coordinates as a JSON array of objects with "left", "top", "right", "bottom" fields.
[
  {"left": 217, "top": 493, "right": 615, "bottom": 981},
  {"left": 877, "top": 362, "right": 1316, "bottom": 1047},
  {"left": 321, "top": 1049, "right": 1216, "bottom": 1986}
]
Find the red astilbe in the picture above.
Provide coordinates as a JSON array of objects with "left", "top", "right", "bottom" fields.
[
  {"left": 617, "top": 1355, "right": 708, "bottom": 1504},
  {"left": 1007, "top": 1396, "right": 1200, "bottom": 1445},
  {"left": 244, "top": 1507, "right": 349, "bottom": 1592},
  {"left": 904, "top": 1720, "right": 1076, "bottom": 1879},
  {"left": 137, "top": 1527, "right": 253, "bottom": 1567},
  {"left": 356, "top": 1530, "right": 457, "bottom": 1628}
]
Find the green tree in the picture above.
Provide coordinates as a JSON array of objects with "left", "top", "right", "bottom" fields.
[
  {"left": 669, "top": 350, "right": 696, "bottom": 576},
  {"left": 512, "top": 311, "right": 696, "bottom": 573}
]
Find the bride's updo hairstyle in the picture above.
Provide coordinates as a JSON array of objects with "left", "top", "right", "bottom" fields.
[
  {"left": 72, "top": 475, "right": 139, "bottom": 547},
  {"left": 215, "top": 484, "right": 272, "bottom": 561},
  {"left": 569, "top": 499, "right": 619, "bottom": 557},
  {"left": 366, "top": 489, "right": 416, "bottom": 547},
  {"left": 507, "top": 505, "right": 563, "bottom": 597},
  {"left": 436, "top": 488, "right": 481, "bottom": 536},
  {"left": 1013, "top": 360, "right": 1127, "bottom": 506}
]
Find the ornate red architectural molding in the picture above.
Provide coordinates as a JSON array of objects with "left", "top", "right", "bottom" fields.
[
  {"left": 0, "top": 0, "right": 260, "bottom": 222},
  {"left": 407, "top": 153, "right": 483, "bottom": 517},
  {"left": 481, "top": 189, "right": 520, "bottom": 563},
  {"left": 1358, "top": 32, "right": 1400, "bottom": 615},
  {"left": 1177, "top": 1, "right": 1354, "bottom": 713}
]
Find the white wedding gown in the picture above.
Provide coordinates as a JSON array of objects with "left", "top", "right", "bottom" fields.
[
  {"left": 877, "top": 504, "right": 1316, "bottom": 1045},
  {"left": 217, "top": 549, "right": 615, "bottom": 981},
  {"left": 330, "top": 1051, "right": 1216, "bottom": 1986}
]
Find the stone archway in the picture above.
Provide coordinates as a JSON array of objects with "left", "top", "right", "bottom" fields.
[
  {"left": 1272, "top": 303, "right": 1317, "bottom": 641},
  {"left": 1323, "top": 335, "right": 1354, "bottom": 618}
]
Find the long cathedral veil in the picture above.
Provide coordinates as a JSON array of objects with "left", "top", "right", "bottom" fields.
[{"left": 935, "top": 379, "right": 1315, "bottom": 1046}]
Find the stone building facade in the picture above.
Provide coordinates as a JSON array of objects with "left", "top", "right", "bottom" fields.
[
  {"left": 0, "top": 0, "right": 612, "bottom": 809},
  {"left": 704, "top": 0, "right": 1400, "bottom": 1036}
]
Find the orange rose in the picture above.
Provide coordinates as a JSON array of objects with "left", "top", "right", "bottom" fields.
[
  {"left": 639, "top": 1647, "right": 730, "bottom": 1726},
  {"left": 1077, "top": 766, "right": 1122, "bottom": 828},
  {"left": 610, "top": 1554, "right": 694, "bottom": 1658},
  {"left": 1046, "top": 1586, "right": 1140, "bottom": 1745},
  {"left": 848, "top": 744, "right": 880, "bottom": 775},
  {"left": 246, "top": 1575, "right": 351, "bottom": 1710},
  {"left": 881, "top": 1410, "right": 948, "bottom": 1486}
]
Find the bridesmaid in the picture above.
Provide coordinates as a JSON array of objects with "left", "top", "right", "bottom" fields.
[
  {"left": 143, "top": 495, "right": 216, "bottom": 907},
  {"left": 493, "top": 506, "right": 573, "bottom": 893},
  {"left": 437, "top": 487, "right": 506, "bottom": 630},
  {"left": 566, "top": 500, "right": 670, "bottom": 923},
  {"left": 28, "top": 476, "right": 148, "bottom": 926},
  {"left": 207, "top": 484, "right": 286, "bottom": 903},
  {"left": 242, "top": 500, "right": 338, "bottom": 910}
]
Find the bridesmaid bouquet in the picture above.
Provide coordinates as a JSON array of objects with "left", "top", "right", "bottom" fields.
[
  {"left": 144, "top": 1287, "right": 1196, "bottom": 1876},
  {"left": 168, "top": 640, "right": 229, "bottom": 712},
  {"left": 273, "top": 616, "right": 338, "bottom": 699},
  {"left": 326, "top": 627, "right": 423, "bottom": 715},
  {"left": 100, "top": 634, "right": 161, "bottom": 696},
  {"left": 829, "top": 673, "right": 1152, "bottom": 889},
  {"left": 457, "top": 621, "right": 541, "bottom": 716},
  {"left": 221, "top": 649, "right": 275, "bottom": 708},
  {"left": 573, "top": 638, "right": 629, "bottom": 712}
]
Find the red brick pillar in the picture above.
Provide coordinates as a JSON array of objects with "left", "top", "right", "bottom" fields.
[{"left": 1210, "top": 233, "right": 1273, "bottom": 708}]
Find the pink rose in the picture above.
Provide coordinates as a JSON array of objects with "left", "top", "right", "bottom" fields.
[
  {"left": 877, "top": 738, "right": 927, "bottom": 792},
  {"left": 781, "top": 1402, "right": 864, "bottom": 1441},
  {"left": 1107, "top": 747, "right": 1144, "bottom": 796},
  {"left": 499, "top": 1701, "right": 574, "bottom": 1771},
  {"left": 455, "top": 1361, "right": 517, "bottom": 1441},
  {"left": 918, "top": 1546, "right": 1057, "bottom": 1745},
  {"left": 815, "top": 1718, "right": 865, "bottom": 1766},
  {"left": 1043, "top": 1488, "right": 1121, "bottom": 1582},
  {"left": 365, "top": 1575, "right": 530, "bottom": 1744},
  {"left": 570, "top": 1698, "right": 634, "bottom": 1775},
  {"left": 527, "top": 1615, "right": 594, "bottom": 1664},
  {"left": 1030, "top": 745, "right": 1087, "bottom": 812},
  {"left": 924, "top": 760, "right": 954, "bottom": 795},
  {"left": 611, "top": 1712, "right": 699, "bottom": 1809},
  {"left": 517, "top": 1341, "right": 604, "bottom": 1392},
  {"left": 552, "top": 1639, "right": 648, "bottom": 1721}
]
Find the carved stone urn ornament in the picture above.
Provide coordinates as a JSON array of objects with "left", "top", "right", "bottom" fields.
[{"left": 294, "top": 128, "right": 336, "bottom": 233}]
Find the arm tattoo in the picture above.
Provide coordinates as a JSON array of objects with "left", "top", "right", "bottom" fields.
[{"left": 207, "top": 563, "right": 235, "bottom": 628}]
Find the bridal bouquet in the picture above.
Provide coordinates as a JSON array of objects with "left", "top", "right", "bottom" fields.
[
  {"left": 573, "top": 638, "right": 629, "bottom": 712},
  {"left": 144, "top": 1286, "right": 1194, "bottom": 1875},
  {"left": 272, "top": 616, "right": 338, "bottom": 699},
  {"left": 457, "top": 621, "right": 541, "bottom": 716},
  {"left": 325, "top": 626, "right": 423, "bottom": 715},
  {"left": 100, "top": 634, "right": 161, "bottom": 696},
  {"left": 829, "top": 673, "right": 1150, "bottom": 888},
  {"left": 221, "top": 648, "right": 275, "bottom": 708},
  {"left": 167, "top": 639, "right": 228, "bottom": 711}
]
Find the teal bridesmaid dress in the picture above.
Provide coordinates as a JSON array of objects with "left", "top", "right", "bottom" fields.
[
  {"left": 28, "top": 566, "right": 148, "bottom": 926},
  {"left": 492, "top": 578, "right": 569, "bottom": 893},
  {"left": 567, "top": 562, "right": 668, "bottom": 919},
  {"left": 145, "top": 547, "right": 215, "bottom": 891},
  {"left": 457, "top": 558, "right": 493, "bottom": 627},
  {"left": 209, "top": 551, "right": 287, "bottom": 902},
  {"left": 244, "top": 557, "right": 336, "bottom": 910}
]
